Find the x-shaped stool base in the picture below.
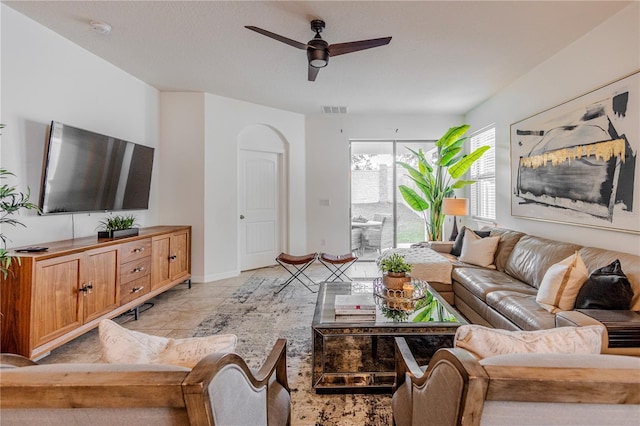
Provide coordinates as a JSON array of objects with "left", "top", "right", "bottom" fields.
[
  {"left": 318, "top": 252, "right": 358, "bottom": 282},
  {"left": 275, "top": 252, "right": 318, "bottom": 294}
]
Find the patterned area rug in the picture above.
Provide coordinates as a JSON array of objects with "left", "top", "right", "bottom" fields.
[{"left": 192, "top": 276, "right": 393, "bottom": 426}]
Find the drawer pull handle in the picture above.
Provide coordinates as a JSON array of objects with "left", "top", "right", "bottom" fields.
[
  {"left": 132, "top": 266, "right": 146, "bottom": 273},
  {"left": 169, "top": 255, "right": 177, "bottom": 261},
  {"left": 132, "top": 247, "right": 145, "bottom": 253},
  {"left": 131, "top": 286, "right": 144, "bottom": 294}
]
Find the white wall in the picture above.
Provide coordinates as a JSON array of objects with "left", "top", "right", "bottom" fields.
[
  {"left": 159, "top": 93, "right": 305, "bottom": 282},
  {"left": 0, "top": 5, "right": 160, "bottom": 247},
  {"left": 465, "top": 2, "right": 640, "bottom": 255},
  {"left": 158, "top": 93, "right": 205, "bottom": 279},
  {"left": 306, "top": 113, "right": 463, "bottom": 254}
]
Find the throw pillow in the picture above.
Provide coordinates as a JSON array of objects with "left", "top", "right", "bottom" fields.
[
  {"left": 454, "top": 324, "right": 604, "bottom": 359},
  {"left": 574, "top": 259, "right": 634, "bottom": 310},
  {"left": 458, "top": 231, "right": 500, "bottom": 268},
  {"left": 99, "top": 319, "right": 237, "bottom": 368},
  {"left": 450, "top": 226, "right": 491, "bottom": 257},
  {"left": 536, "top": 251, "right": 589, "bottom": 313}
]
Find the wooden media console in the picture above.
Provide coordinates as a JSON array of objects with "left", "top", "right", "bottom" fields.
[{"left": 1, "top": 225, "right": 191, "bottom": 359}]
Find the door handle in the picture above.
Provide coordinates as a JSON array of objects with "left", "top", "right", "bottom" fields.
[{"left": 240, "top": 215, "right": 245, "bottom": 219}]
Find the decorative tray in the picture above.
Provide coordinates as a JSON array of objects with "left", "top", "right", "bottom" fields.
[{"left": 372, "top": 277, "right": 428, "bottom": 301}]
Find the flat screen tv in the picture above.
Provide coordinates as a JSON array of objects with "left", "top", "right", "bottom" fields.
[{"left": 40, "top": 121, "right": 154, "bottom": 214}]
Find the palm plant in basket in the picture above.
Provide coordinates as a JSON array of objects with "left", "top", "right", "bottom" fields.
[{"left": 397, "top": 124, "right": 490, "bottom": 241}]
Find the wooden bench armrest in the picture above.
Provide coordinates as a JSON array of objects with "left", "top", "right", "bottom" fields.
[{"left": 0, "top": 353, "right": 38, "bottom": 368}]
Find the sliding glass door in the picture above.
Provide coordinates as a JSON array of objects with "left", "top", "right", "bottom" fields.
[{"left": 350, "top": 140, "right": 435, "bottom": 261}]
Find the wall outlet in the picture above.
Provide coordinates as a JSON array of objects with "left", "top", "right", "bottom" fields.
[{"left": 320, "top": 239, "right": 326, "bottom": 246}]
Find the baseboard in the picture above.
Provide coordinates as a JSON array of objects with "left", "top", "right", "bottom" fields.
[{"left": 192, "top": 270, "right": 240, "bottom": 283}]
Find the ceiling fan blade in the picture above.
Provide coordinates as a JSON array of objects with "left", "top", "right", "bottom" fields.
[
  {"left": 245, "top": 26, "right": 307, "bottom": 50},
  {"left": 308, "top": 65, "right": 320, "bottom": 82},
  {"left": 328, "top": 37, "right": 392, "bottom": 57}
]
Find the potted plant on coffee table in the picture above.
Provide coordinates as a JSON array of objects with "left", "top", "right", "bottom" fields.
[
  {"left": 378, "top": 253, "right": 412, "bottom": 290},
  {"left": 98, "top": 214, "right": 139, "bottom": 239}
]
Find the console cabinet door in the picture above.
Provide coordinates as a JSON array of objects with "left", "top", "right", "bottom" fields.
[
  {"left": 151, "top": 229, "right": 191, "bottom": 290},
  {"left": 169, "top": 229, "right": 190, "bottom": 282},
  {"left": 151, "top": 233, "right": 171, "bottom": 289},
  {"left": 32, "top": 254, "right": 83, "bottom": 348},
  {"left": 83, "top": 246, "right": 119, "bottom": 323}
]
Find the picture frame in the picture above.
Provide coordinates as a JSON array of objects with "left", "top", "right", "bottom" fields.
[{"left": 510, "top": 71, "right": 639, "bottom": 234}]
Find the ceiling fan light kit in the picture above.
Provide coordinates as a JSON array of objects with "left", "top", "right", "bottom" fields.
[{"left": 245, "top": 19, "right": 391, "bottom": 81}]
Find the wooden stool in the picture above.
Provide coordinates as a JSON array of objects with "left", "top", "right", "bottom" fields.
[
  {"left": 275, "top": 252, "right": 318, "bottom": 294},
  {"left": 318, "top": 252, "right": 358, "bottom": 282}
]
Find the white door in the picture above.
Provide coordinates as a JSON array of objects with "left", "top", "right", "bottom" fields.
[{"left": 239, "top": 150, "right": 280, "bottom": 270}]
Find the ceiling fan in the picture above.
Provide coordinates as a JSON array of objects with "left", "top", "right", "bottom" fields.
[{"left": 245, "top": 19, "right": 392, "bottom": 82}]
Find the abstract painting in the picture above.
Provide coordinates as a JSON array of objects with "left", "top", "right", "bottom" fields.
[{"left": 511, "top": 71, "right": 639, "bottom": 234}]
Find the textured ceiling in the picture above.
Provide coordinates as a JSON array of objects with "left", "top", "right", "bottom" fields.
[{"left": 3, "top": 1, "right": 632, "bottom": 115}]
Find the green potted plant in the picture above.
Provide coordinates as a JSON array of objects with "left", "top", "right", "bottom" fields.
[
  {"left": 98, "top": 214, "right": 139, "bottom": 239},
  {"left": 0, "top": 168, "right": 40, "bottom": 278},
  {"left": 397, "top": 124, "right": 490, "bottom": 241},
  {"left": 378, "top": 252, "right": 412, "bottom": 289}
]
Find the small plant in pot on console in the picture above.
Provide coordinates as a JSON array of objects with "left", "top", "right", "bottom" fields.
[
  {"left": 98, "top": 214, "right": 139, "bottom": 239},
  {"left": 378, "top": 253, "right": 412, "bottom": 290}
]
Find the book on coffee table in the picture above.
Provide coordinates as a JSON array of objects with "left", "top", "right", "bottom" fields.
[
  {"left": 334, "top": 313, "right": 376, "bottom": 322},
  {"left": 335, "top": 294, "right": 376, "bottom": 315}
]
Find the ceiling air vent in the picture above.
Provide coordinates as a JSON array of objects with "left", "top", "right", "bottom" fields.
[{"left": 321, "top": 106, "right": 348, "bottom": 114}]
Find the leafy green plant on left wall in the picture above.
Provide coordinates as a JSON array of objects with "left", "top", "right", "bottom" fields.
[
  {"left": 0, "top": 168, "right": 40, "bottom": 278},
  {"left": 0, "top": 124, "right": 40, "bottom": 277}
]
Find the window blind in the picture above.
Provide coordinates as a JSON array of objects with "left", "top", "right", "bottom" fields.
[{"left": 469, "top": 127, "right": 496, "bottom": 221}]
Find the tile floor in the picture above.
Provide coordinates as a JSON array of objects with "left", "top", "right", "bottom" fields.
[{"left": 39, "top": 261, "right": 381, "bottom": 364}]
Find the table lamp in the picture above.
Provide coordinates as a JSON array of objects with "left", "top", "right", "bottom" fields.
[{"left": 442, "top": 198, "right": 469, "bottom": 241}]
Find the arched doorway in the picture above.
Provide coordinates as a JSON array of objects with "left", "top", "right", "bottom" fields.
[{"left": 238, "top": 124, "right": 288, "bottom": 270}]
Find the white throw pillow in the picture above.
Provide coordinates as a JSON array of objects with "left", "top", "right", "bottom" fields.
[
  {"left": 99, "top": 319, "right": 237, "bottom": 368},
  {"left": 536, "top": 251, "right": 588, "bottom": 313},
  {"left": 459, "top": 231, "right": 500, "bottom": 268},
  {"left": 454, "top": 324, "right": 604, "bottom": 359}
]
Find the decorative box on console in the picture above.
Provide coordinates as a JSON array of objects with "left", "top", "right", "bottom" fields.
[{"left": 98, "top": 228, "right": 139, "bottom": 239}]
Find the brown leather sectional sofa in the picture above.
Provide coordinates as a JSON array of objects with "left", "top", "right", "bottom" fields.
[{"left": 447, "top": 228, "right": 639, "bottom": 354}]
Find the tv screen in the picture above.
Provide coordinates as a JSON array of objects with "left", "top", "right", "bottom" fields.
[{"left": 40, "top": 121, "right": 154, "bottom": 214}]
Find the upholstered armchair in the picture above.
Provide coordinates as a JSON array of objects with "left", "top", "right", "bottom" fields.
[
  {"left": 183, "top": 338, "right": 291, "bottom": 425},
  {"left": 392, "top": 337, "right": 640, "bottom": 426},
  {"left": 0, "top": 339, "right": 291, "bottom": 425}
]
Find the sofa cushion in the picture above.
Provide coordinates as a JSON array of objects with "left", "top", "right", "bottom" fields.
[
  {"left": 479, "top": 353, "right": 639, "bottom": 369},
  {"left": 450, "top": 226, "right": 491, "bottom": 257},
  {"left": 99, "top": 319, "right": 237, "bottom": 368},
  {"left": 459, "top": 231, "right": 500, "bottom": 268},
  {"left": 485, "top": 291, "right": 557, "bottom": 330},
  {"left": 536, "top": 252, "right": 588, "bottom": 313},
  {"left": 454, "top": 324, "right": 603, "bottom": 358},
  {"left": 579, "top": 247, "right": 640, "bottom": 310},
  {"left": 575, "top": 259, "right": 634, "bottom": 310},
  {"left": 504, "top": 235, "right": 582, "bottom": 289},
  {"left": 452, "top": 268, "right": 537, "bottom": 302},
  {"left": 489, "top": 228, "right": 525, "bottom": 272}
]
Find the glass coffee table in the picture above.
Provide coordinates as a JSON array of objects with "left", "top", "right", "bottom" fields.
[{"left": 312, "top": 280, "right": 467, "bottom": 394}]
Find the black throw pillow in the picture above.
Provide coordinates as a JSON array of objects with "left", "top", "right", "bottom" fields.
[
  {"left": 450, "top": 227, "right": 491, "bottom": 257},
  {"left": 574, "top": 259, "right": 633, "bottom": 310}
]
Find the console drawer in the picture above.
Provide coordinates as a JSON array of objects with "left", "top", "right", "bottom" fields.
[
  {"left": 121, "top": 257, "right": 151, "bottom": 284},
  {"left": 120, "top": 275, "right": 151, "bottom": 305},
  {"left": 120, "top": 239, "right": 151, "bottom": 264}
]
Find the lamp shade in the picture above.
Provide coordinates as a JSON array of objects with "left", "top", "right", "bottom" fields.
[{"left": 442, "top": 198, "right": 469, "bottom": 216}]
